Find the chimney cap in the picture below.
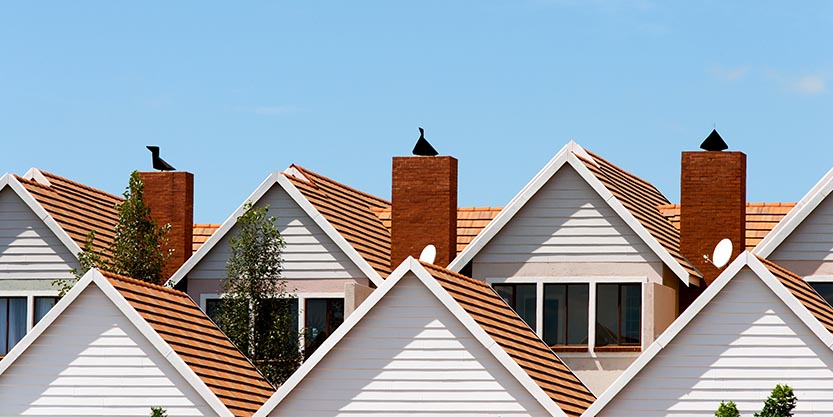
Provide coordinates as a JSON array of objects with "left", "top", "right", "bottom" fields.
[
  {"left": 146, "top": 146, "right": 176, "bottom": 171},
  {"left": 412, "top": 127, "right": 439, "bottom": 156},
  {"left": 700, "top": 129, "right": 729, "bottom": 151}
]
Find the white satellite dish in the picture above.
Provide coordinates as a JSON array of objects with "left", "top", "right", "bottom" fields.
[
  {"left": 419, "top": 244, "right": 437, "bottom": 264},
  {"left": 712, "top": 238, "right": 733, "bottom": 269}
]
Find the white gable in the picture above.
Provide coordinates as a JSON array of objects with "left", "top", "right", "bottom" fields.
[
  {"left": 477, "top": 165, "right": 658, "bottom": 264},
  {"left": 0, "top": 187, "right": 77, "bottom": 280},
  {"left": 186, "top": 183, "right": 365, "bottom": 283},
  {"left": 0, "top": 284, "right": 217, "bottom": 416},
  {"left": 770, "top": 193, "right": 833, "bottom": 264},
  {"left": 264, "top": 271, "right": 551, "bottom": 417},
  {"left": 594, "top": 267, "right": 833, "bottom": 416}
]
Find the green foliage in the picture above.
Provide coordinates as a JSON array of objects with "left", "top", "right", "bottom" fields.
[
  {"left": 54, "top": 230, "right": 105, "bottom": 296},
  {"left": 150, "top": 406, "right": 167, "bottom": 417},
  {"left": 215, "top": 201, "right": 302, "bottom": 386},
  {"left": 755, "top": 384, "right": 797, "bottom": 417},
  {"left": 715, "top": 401, "right": 740, "bottom": 417},
  {"left": 109, "top": 171, "right": 171, "bottom": 284}
]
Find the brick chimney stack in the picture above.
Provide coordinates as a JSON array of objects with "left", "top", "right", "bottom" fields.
[
  {"left": 138, "top": 171, "right": 194, "bottom": 281},
  {"left": 391, "top": 130, "right": 458, "bottom": 269},
  {"left": 680, "top": 130, "right": 746, "bottom": 285}
]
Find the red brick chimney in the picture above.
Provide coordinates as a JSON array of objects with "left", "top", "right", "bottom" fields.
[
  {"left": 680, "top": 130, "right": 746, "bottom": 285},
  {"left": 138, "top": 171, "right": 194, "bottom": 281},
  {"left": 391, "top": 130, "right": 457, "bottom": 269}
]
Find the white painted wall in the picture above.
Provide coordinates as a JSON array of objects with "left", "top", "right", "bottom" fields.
[
  {"left": 0, "top": 188, "right": 77, "bottom": 284},
  {"left": 770, "top": 195, "right": 833, "bottom": 277},
  {"left": 186, "top": 185, "right": 368, "bottom": 300},
  {"left": 597, "top": 268, "right": 833, "bottom": 417},
  {"left": 267, "top": 273, "right": 551, "bottom": 417},
  {"left": 0, "top": 284, "right": 217, "bottom": 417}
]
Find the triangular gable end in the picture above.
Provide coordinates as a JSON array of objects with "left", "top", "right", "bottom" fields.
[
  {"left": 168, "top": 171, "right": 383, "bottom": 287},
  {"left": 584, "top": 252, "right": 833, "bottom": 416},
  {"left": 0, "top": 269, "right": 233, "bottom": 417},
  {"left": 448, "top": 142, "right": 692, "bottom": 284},
  {"left": 755, "top": 167, "right": 833, "bottom": 257},
  {"left": 254, "top": 257, "right": 569, "bottom": 417},
  {"left": 0, "top": 173, "right": 83, "bottom": 258}
]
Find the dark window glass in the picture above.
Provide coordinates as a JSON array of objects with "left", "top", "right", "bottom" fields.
[
  {"left": 810, "top": 282, "right": 833, "bottom": 307},
  {"left": 205, "top": 298, "right": 222, "bottom": 322},
  {"left": 596, "top": 283, "right": 641, "bottom": 346},
  {"left": 493, "top": 284, "right": 537, "bottom": 330},
  {"left": 1, "top": 297, "right": 27, "bottom": 354},
  {"left": 304, "top": 298, "right": 343, "bottom": 357},
  {"left": 543, "top": 284, "right": 589, "bottom": 346},
  {"left": 34, "top": 297, "right": 59, "bottom": 325}
]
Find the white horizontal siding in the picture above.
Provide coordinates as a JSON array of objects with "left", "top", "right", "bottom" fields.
[
  {"left": 0, "top": 285, "right": 216, "bottom": 417},
  {"left": 598, "top": 268, "right": 833, "bottom": 417},
  {"left": 268, "top": 273, "right": 550, "bottom": 417},
  {"left": 771, "top": 195, "right": 833, "bottom": 263},
  {"left": 475, "top": 166, "right": 657, "bottom": 264},
  {"left": 187, "top": 185, "right": 364, "bottom": 297},
  {"left": 0, "top": 189, "right": 77, "bottom": 280}
]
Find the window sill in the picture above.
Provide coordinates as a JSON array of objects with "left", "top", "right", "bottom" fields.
[
  {"left": 593, "top": 345, "right": 641, "bottom": 353},
  {"left": 550, "top": 345, "right": 589, "bottom": 352}
]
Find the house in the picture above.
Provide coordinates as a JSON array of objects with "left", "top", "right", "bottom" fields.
[
  {"left": 584, "top": 252, "right": 833, "bottom": 416},
  {"left": 253, "top": 257, "right": 595, "bottom": 417},
  {"left": 0, "top": 167, "right": 198, "bottom": 356},
  {"left": 0, "top": 267, "right": 274, "bottom": 417}
]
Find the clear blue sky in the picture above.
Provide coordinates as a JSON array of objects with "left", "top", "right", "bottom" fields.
[{"left": 2, "top": 2, "right": 831, "bottom": 223}]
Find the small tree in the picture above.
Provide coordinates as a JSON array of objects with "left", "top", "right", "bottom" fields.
[
  {"left": 109, "top": 171, "right": 171, "bottom": 283},
  {"left": 715, "top": 401, "right": 740, "bottom": 417},
  {"left": 53, "top": 231, "right": 105, "bottom": 296},
  {"left": 150, "top": 407, "right": 167, "bottom": 417},
  {"left": 755, "top": 384, "right": 797, "bottom": 417},
  {"left": 215, "top": 202, "right": 301, "bottom": 386}
]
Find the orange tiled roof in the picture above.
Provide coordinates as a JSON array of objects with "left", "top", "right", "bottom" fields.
[
  {"left": 577, "top": 151, "right": 702, "bottom": 279},
  {"left": 103, "top": 271, "right": 274, "bottom": 417},
  {"left": 658, "top": 202, "right": 796, "bottom": 250},
  {"left": 15, "top": 171, "right": 122, "bottom": 258},
  {"left": 284, "top": 165, "right": 392, "bottom": 277},
  {"left": 757, "top": 256, "right": 833, "bottom": 335},
  {"left": 372, "top": 206, "right": 503, "bottom": 255},
  {"left": 193, "top": 223, "right": 221, "bottom": 253},
  {"left": 419, "top": 261, "right": 596, "bottom": 417}
]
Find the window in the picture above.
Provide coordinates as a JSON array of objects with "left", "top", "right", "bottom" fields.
[
  {"left": 304, "top": 298, "right": 343, "bottom": 357},
  {"left": 493, "top": 284, "right": 537, "bottom": 330},
  {"left": 810, "top": 282, "right": 833, "bottom": 307},
  {"left": 1, "top": 297, "right": 27, "bottom": 355},
  {"left": 205, "top": 298, "right": 222, "bottom": 322},
  {"left": 543, "top": 284, "right": 589, "bottom": 346},
  {"left": 34, "top": 297, "right": 59, "bottom": 325},
  {"left": 595, "top": 284, "right": 641, "bottom": 346},
  {"left": 203, "top": 297, "right": 299, "bottom": 336}
]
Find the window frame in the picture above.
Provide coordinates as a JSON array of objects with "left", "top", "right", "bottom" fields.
[
  {"left": 485, "top": 276, "right": 646, "bottom": 353},
  {"left": 804, "top": 276, "right": 833, "bottom": 307},
  {"left": 0, "top": 290, "right": 60, "bottom": 354}
]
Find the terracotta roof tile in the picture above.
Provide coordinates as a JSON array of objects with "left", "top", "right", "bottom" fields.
[
  {"left": 102, "top": 271, "right": 275, "bottom": 417},
  {"left": 658, "top": 202, "right": 796, "bottom": 250},
  {"left": 284, "top": 165, "right": 392, "bottom": 277},
  {"left": 372, "top": 206, "right": 503, "bottom": 255},
  {"left": 193, "top": 223, "right": 221, "bottom": 253},
  {"left": 15, "top": 171, "right": 122, "bottom": 258},
  {"left": 418, "top": 261, "right": 596, "bottom": 416},
  {"left": 577, "top": 151, "right": 702, "bottom": 279},
  {"left": 756, "top": 256, "right": 833, "bottom": 335}
]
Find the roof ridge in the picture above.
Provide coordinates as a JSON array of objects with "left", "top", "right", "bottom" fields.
[
  {"left": 457, "top": 206, "right": 503, "bottom": 211},
  {"left": 38, "top": 170, "right": 124, "bottom": 202},
  {"left": 291, "top": 164, "right": 391, "bottom": 205},
  {"left": 100, "top": 270, "right": 185, "bottom": 297},
  {"left": 418, "top": 260, "right": 491, "bottom": 289},
  {"left": 193, "top": 223, "right": 221, "bottom": 227},
  {"left": 747, "top": 201, "right": 796, "bottom": 207}
]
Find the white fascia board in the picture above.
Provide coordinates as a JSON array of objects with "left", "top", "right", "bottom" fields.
[
  {"left": 3, "top": 175, "right": 83, "bottom": 257},
  {"left": 92, "top": 271, "right": 234, "bottom": 417},
  {"left": 22, "top": 167, "right": 52, "bottom": 186},
  {"left": 254, "top": 258, "right": 414, "bottom": 417},
  {"left": 448, "top": 142, "right": 576, "bottom": 271},
  {"left": 409, "top": 260, "right": 568, "bottom": 417},
  {"left": 754, "top": 167, "right": 833, "bottom": 257},
  {"left": 0, "top": 268, "right": 97, "bottom": 376},
  {"left": 583, "top": 252, "right": 750, "bottom": 416},
  {"left": 277, "top": 174, "right": 383, "bottom": 286},
  {"left": 168, "top": 171, "right": 283, "bottom": 286}
]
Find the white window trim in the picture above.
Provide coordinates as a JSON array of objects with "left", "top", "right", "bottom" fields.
[
  {"left": 0, "top": 291, "right": 60, "bottom": 331},
  {"left": 804, "top": 276, "right": 833, "bottom": 283},
  {"left": 485, "top": 276, "right": 647, "bottom": 352}
]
